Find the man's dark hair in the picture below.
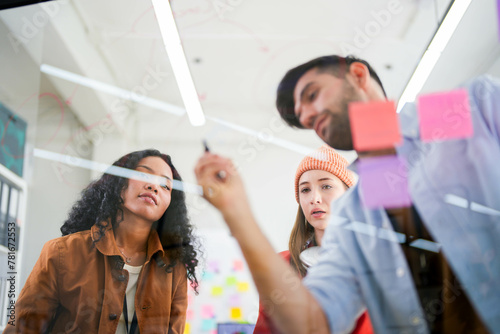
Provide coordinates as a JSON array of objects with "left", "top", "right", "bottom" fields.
[{"left": 276, "top": 55, "right": 387, "bottom": 128}]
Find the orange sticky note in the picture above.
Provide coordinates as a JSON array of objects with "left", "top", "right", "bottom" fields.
[
  {"left": 233, "top": 259, "right": 244, "bottom": 271},
  {"left": 230, "top": 307, "right": 242, "bottom": 320},
  {"left": 349, "top": 100, "right": 401, "bottom": 151}
]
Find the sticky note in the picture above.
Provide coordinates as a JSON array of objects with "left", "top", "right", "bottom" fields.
[
  {"left": 230, "top": 307, "right": 243, "bottom": 320},
  {"left": 201, "top": 304, "right": 215, "bottom": 318},
  {"left": 229, "top": 293, "right": 241, "bottom": 306},
  {"left": 358, "top": 155, "right": 411, "bottom": 209},
  {"left": 202, "top": 271, "right": 215, "bottom": 281},
  {"left": 497, "top": 0, "right": 500, "bottom": 41},
  {"left": 186, "top": 309, "right": 194, "bottom": 321},
  {"left": 211, "top": 286, "right": 224, "bottom": 296},
  {"left": 233, "top": 259, "right": 244, "bottom": 271},
  {"left": 201, "top": 319, "right": 216, "bottom": 331},
  {"left": 349, "top": 100, "right": 401, "bottom": 151},
  {"left": 237, "top": 282, "right": 249, "bottom": 292},
  {"left": 417, "top": 88, "right": 473, "bottom": 142},
  {"left": 184, "top": 322, "right": 190, "bottom": 334},
  {"left": 226, "top": 275, "right": 237, "bottom": 286},
  {"left": 208, "top": 260, "right": 220, "bottom": 273}
]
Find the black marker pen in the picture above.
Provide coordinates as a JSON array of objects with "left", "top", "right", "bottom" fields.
[{"left": 203, "top": 140, "right": 226, "bottom": 180}]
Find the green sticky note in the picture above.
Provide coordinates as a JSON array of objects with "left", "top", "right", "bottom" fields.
[{"left": 226, "top": 276, "right": 237, "bottom": 286}]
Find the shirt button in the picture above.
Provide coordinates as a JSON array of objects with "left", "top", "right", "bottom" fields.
[
  {"left": 411, "top": 316, "right": 421, "bottom": 325},
  {"left": 117, "top": 274, "right": 126, "bottom": 281},
  {"left": 109, "top": 313, "right": 118, "bottom": 320},
  {"left": 396, "top": 267, "right": 405, "bottom": 277}
]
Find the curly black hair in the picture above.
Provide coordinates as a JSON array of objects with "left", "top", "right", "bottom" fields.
[{"left": 61, "top": 149, "right": 200, "bottom": 293}]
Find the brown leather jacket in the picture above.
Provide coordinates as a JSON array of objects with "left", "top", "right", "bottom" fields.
[{"left": 3, "top": 225, "right": 187, "bottom": 334}]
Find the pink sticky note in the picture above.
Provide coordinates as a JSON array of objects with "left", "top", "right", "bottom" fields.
[
  {"left": 228, "top": 293, "right": 241, "bottom": 306},
  {"left": 349, "top": 100, "right": 401, "bottom": 151},
  {"left": 201, "top": 304, "right": 215, "bottom": 318},
  {"left": 186, "top": 309, "right": 194, "bottom": 321},
  {"left": 417, "top": 88, "right": 473, "bottom": 142},
  {"left": 208, "top": 260, "right": 220, "bottom": 273},
  {"left": 233, "top": 259, "right": 244, "bottom": 271},
  {"left": 497, "top": 0, "right": 500, "bottom": 41},
  {"left": 358, "top": 156, "right": 411, "bottom": 209}
]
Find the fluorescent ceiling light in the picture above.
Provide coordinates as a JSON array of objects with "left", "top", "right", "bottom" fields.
[
  {"left": 152, "top": 0, "right": 206, "bottom": 126},
  {"left": 41, "top": 66, "right": 316, "bottom": 156},
  {"left": 397, "top": 0, "right": 472, "bottom": 112},
  {"left": 40, "top": 64, "right": 185, "bottom": 116},
  {"left": 396, "top": 49, "right": 441, "bottom": 112}
]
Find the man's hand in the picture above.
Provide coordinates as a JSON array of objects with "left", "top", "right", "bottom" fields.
[{"left": 194, "top": 153, "right": 251, "bottom": 220}]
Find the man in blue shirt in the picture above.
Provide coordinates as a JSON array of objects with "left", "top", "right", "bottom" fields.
[
  {"left": 195, "top": 55, "right": 500, "bottom": 333},
  {"left": 277, "top": 55, "right": 499, "bottom": 333}
]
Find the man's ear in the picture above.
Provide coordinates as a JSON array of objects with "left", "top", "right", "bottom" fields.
[{"left": 347, "top": 62, "right": 370, "bottom": 91}]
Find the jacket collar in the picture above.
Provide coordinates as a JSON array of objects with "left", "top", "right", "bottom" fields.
[{"left": 91, "top": 223, "right": 165, "bottom": 263}]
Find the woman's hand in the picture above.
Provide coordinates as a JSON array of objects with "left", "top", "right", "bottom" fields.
[{"left": 194, "top": 153, "right": 252, "bottom": 220}]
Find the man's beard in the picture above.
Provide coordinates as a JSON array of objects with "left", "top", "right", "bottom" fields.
[
  {"left": 321, "top": 81, "right": 361, "bottom": 151},
  {"left": 323, "top": 108, "right": 353, "bottom": 150}
]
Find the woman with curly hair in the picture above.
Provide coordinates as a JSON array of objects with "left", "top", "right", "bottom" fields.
[{"left": 4, "top": 149, "right": 199, "bottom": 334}]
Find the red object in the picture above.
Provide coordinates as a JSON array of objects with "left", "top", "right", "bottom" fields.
[
  {"left": 253, "top": 251, "right": 373, "bottom": 334},
  {"left": 348, "top": 100, "right": 401, "bottom": 151}
]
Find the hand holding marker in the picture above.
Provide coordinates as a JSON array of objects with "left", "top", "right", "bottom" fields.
[{"left": 203, "top": 140, "right": 227, "bottom": 198}]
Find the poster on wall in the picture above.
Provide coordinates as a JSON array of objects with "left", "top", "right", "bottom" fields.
[
  {"left": 0, "top": 103, "right": 27, "bottom": 177},
  {"left": 185, "top": 229, "right": 258, "bottom": 334}
]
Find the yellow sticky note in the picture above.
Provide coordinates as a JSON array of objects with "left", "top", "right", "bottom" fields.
[
  {"left": 211, "top": 286, "right": 224, "bottom": 296},
  {"left": 237, "top": 282, "right": 249, "bottom": 292},
  {"left": 226, "top": 276, "right": 237, "bottom": 286},
  {"left": 230, "top": 307, "right": 242, "bottom": 320},
  {"left": 184, "top": 322, "right": 190, "bottom": 334}
]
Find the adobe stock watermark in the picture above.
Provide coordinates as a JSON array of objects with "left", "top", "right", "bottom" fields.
[
  {"left": 408, "top": 276, "right": 464, "bottom": 326},
  {"left": 49, "top": 64, "right": 170, "bottom": 186},
  {"left": 236, "top": 114, "right": 288, "bottom": 163},
  {"left": 340, "top": 0, "right": 403, "bottom": 55},
  {"left": 7, "top": 0, "right": 69, "bottom": 53}
]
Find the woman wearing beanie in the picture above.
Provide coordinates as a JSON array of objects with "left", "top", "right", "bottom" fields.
[{"left": 253, "top": 145, "right": 372, "bottom": 334}]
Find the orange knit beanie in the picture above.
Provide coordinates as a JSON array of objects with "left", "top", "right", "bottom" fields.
[{"left": 294, "top": 145, "right": 355, "bottom": 203}]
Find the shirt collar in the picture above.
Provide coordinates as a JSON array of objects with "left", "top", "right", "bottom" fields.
[{"left": 91, "top": 223, "right": 165, "bottom": 262}]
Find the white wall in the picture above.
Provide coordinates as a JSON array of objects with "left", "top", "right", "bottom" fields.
[{"left": 20, "top": 76, "right": 93, "bottom": 287}]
